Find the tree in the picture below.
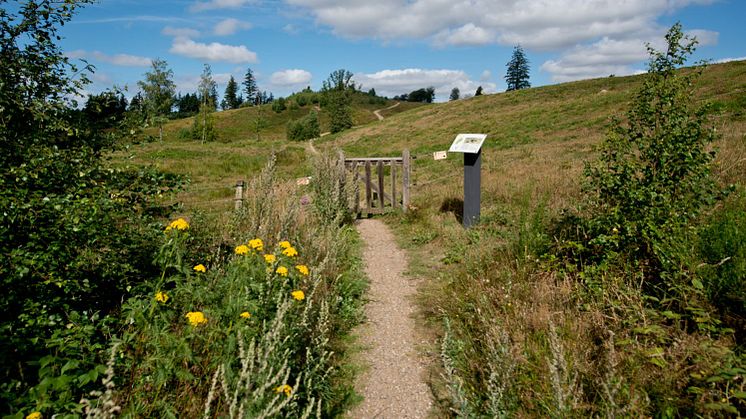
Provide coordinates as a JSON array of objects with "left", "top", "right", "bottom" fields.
[
  {"left": 243, "top": 67, "right": 257, "bottom": 105},
  {"left": 475, "top": 86, "right": 483, "bottom": 96},
  {"left": 324, "top": 69, "right": 356, "bottom": 91},
  {"left": 449, "top": 87, "right": 460, "bottom": 101},
  {"left": 222, "top": 75, "right": 241, "bottom": 110},
  {"left": 138, "top": 58, "right": 176, "bottom": 141},
  {"left": 83, "top": 90, "right": 128, "bottom": 129},
  {"left": 193, "top": 64, "right": 218, "bottom": 143},
  {"left": 583, "top": 23, "right": 717, "bottom": 285},
  {"left": 322, "top": 70, "right": 354, "bottom": 133},
  {"left": 505, "top": 45, "right": 531, "bottom": 91},
  {"left": 408, "top": 87, "right": 435, "bottom": 103},
  {"left": 1, "top": 1, "right": 178, "bottom": 411}
]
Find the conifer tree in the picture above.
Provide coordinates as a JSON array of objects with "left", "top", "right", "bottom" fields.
[
  {"left": 243, "top": 67, "right": 257, "bottom": 105},
  {"left": 222, "top": 75, "right": 241, "bottom": 110},
  {"left": 505, "top": 46, "right": 531, "bottom": 91},
  {"left": 450, "top": 87, "right": 460, "bottom": 101}
]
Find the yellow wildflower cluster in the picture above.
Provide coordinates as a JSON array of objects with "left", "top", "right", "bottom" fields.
[
  {"left": 165, "top": 218, "right": 189, "bottom": 232},
  {"left": 26, "top": 412, "right": 42, "bottom": 419},
  {"left": 185, "top": 311, "right": 207, "bottom": 326},
  {"left": 279, "top": 241, "right": 292, "bottom": 249},
  {"left": 295, "top": 265, "right": 309, "bottom": 276},
  {"left": 249, "top": 238, "right": 264, "bottom": 251},
  {"left": 235, "top": 245, "right": 249, "bottom": 255},
  {"left": 155, "top": 291, "right": 169, "bottom": 304},
  {"left": 275, "top": 384, "right": 292, "bottom": 397},
  {"left": 264, "top": 254, "right": 276, "bottom": 264},
  {"left": 193, "top": 264, "right": 206, "bottom": 273},
  {"left": 276, "top": 266, "right": 288, "bottom": 277},
  {"left": 240, "top": 311, "right": 251, "bottom": 319},
  {"left": 282, "top": 246, "right": 298, "bottom": 258},
  {"left": 291, "top": 290, "right": 305, "bottom": 301}
]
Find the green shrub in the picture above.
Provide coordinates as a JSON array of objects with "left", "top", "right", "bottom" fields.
[
  {"left": 272, "top": 97, "right": 287, "bottom": 113},
  {"left": 287, "top": 111, "right": 320, "bottom": 141}
]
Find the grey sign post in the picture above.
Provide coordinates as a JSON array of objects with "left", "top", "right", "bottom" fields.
[{"left": 449, "top": 134, "right": 487, "bottom": 228}]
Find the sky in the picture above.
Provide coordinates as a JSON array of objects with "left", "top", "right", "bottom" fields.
[{"left": 49, "top": 0, "right": 746, "bottom": 102}]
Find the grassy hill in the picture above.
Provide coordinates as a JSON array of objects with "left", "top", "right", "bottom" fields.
[{"left": 117, "top": 60, "right": 746, "bottom": 416}]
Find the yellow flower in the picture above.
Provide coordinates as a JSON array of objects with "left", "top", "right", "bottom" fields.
[
  {"left": 249, "top": 238, "right": 264, "bottom": 251},
  {"left": 264, "top": 254, "right": 277, "bottom": 264},
  {"left": 291, "top": 290, "right": 305, "bottom": 301},
  {"left": 240, "top": 311, "right": 251, "bottom": 319},
  {"left": 193, "top": 264, "right": 206, "bottom": 273},
  {"left": 165, "top": 218, "right": 189, "bottom": 232},
  {"left": 612, "top": 227, "right": 619, "bottom": 234},
  {"left": 282, "top": 247, "right": 298, "bottom": 257},
  {"left": 155, "top": 291, "right": 169, "bottom": 304},
  {"left": 279, "top": 240, "right": 292, "bottom": 249},
  {"left": 235, "top": 245, "right": 250, "bottom": 255},
  {"left": 26, "top": 412, "right": 42, "bottom": 419},
  {"left": 275, "top": 384, "right": 292, "bottom": 397},
  {"left": 276, "top": 266, "right": 288, "bottom": 277},
  {"left": 185, "top": 311, "right": 207, "bottom": 326},
  {"left": 295, "top": 265, "right": 309, "bottom": 276}
]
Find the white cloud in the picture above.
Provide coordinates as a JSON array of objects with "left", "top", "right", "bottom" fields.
[
  {"left": 170, "top": 38, "right": 258, "bottom": 63},
  {"left": 162, "top": 26, "right": 201, "bottom": 38},
  {"left": 65, "top": 49, "right": 151, "bottom": 67},
  {"left": 270, "top": 69, "right": 312, "bottom": 86},
  {"left": 214, "top": 18, "right": 252, "bottom": 36},
  {"left": 686, "top": 29, "right": 719, "bottom": 46},
  {"left": 480, "top": 70, "right": 492, "bottom": 81},
  {"left": 434, "top": 23, "right": 494, "bottom": 47},
  {"left": 353, "top": 68, "right": 497, "bottom": 101},
  {"left": 190, "top": 0, "right": 257, "bottom": 12},
  {"left": 285, "top": 0, "right": 715, "bottom": 49},
  {"left": 540, "top": 36, "right": 652, "bottom": 82},
  {"left": 714, "top": 56, "right": 746, "bottom": 64},
  {"left": 283, "top": 24, "right": 300, "bottom": 34}
]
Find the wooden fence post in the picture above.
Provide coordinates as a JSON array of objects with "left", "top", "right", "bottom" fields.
[
  {"left": 234, "top": 180, "right": 245, "bottom": 210},
  {"left": 402, "top": 149, "right": 410, "bottom": 212}
]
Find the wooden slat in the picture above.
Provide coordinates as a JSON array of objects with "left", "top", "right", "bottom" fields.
[
  {"left": 402, "top": 149, "right": 410, "bottom": 212},
  {"left": 377, "top": 161, "right": 384, "bottom": 209},
  {"left": 352, "top": 161, "right": 360, "bottom": 216},
  {"left": 391, "top": 161, "right": 397, "bottom": 209},
  {"left": 345, "top": 157, "right": 403, "bottom": 163},
  {"left": 365, "top": 161, "right": 372, "bottom": 214}
]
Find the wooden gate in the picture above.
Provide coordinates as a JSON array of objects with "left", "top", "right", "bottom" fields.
[{"left": 344, "top": 150, "right": 410, "bottom": 217}]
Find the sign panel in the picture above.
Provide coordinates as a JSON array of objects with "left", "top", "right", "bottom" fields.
[
  {"left": 448, "top": 134, "right": 487, "bottom": 154},
  {"left": 433, "top": 150, "right": 448, "bottom": 160}
]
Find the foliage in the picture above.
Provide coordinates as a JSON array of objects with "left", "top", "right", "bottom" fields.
[
  {"left": 449, "top": 87, "right": 460, "bottom": 101},
  {"left": 243, "top": 67, "right": 258, "bottom": 105},
  {"left": 310, "top": 151, "right": 354, "bottom": 227},
  {"left": 191, "top": 102, "right": 218, "bottom": 143},
  {"left": 86, "top": 157, "right": 365, "bottom": 417},
  {"left": 475, "top": 86, "right": 483, "bottom": 96},
  {"left": 137, "top": 58, "right": 176, "bottom": 141},
  {"left": 287, "top": 111, "right": 320, "bottom": 141},
  {"left": 505, "top": 46, "right": 531, "bottom": 91},
  {"left": 272, "top": 97, "right": 287, "bottom": 113},
  {"left": 326, "top": 90, "right": 353, "bottom": 133},
  {"left": 82, "top": 90, "right": 129, "bottom": 130},
  {"left": 221, "top": 75, "right": 242, "bottom": 110},
  {"left": 0, "top": 1, "right": 181, "bottom": 415},
  {"left": 407, "top": 87, "right": 435, "bottom": 103},
  {"left": 322, "top": 69, "right": 356, "bottom": 92},
  {"left": 579, "top": 23, "right": 718, "bottom": 291},
  {"left": 175, "top": 92, "right": 200, "bottom": 117}
]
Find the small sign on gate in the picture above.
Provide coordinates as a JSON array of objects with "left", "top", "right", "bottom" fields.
[{"left": 433, "top": 150, "right": 448, "bottom": 160}]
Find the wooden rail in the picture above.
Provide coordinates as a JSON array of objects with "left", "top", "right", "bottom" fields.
[{"left": 344, "top": 150, "right": 410, "bottom": 217}]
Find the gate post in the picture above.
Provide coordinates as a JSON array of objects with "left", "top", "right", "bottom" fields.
[{"left": 402, "top": 149, "right": 410, "bottom": 213}]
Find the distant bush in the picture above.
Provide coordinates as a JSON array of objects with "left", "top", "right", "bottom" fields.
[
  {"left": 272, "top": 97, "right": 287, "bottom": 113},
  {"left": 287, "top": 111, "right": 320, "bottom": 141}
]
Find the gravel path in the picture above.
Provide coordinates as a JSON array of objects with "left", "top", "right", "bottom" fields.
[
  {"left": 373, "top": 102, "right": 401, "bottom": 121},
  {"left": 348, "top": 219, "right": 432, "bottom": 418}
]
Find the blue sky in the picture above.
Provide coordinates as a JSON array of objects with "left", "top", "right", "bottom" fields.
[{"left": 55, "top": 0, "right": 745, "bottom": 102}]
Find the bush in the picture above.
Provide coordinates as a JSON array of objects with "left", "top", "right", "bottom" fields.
[
  {"left": 286, "top": 111, "right": 320, "bottom": 141},
  {"left": 272, "top": 97, "right": 287, "bottom": 113}
]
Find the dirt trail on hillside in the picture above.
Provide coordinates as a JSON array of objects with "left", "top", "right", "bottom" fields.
[
  {"left": 373, "top": 102, "right": 401, "bottom": 121},
  {"left": 348, "top": 219, "right": 432, "bottom": 418}
]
